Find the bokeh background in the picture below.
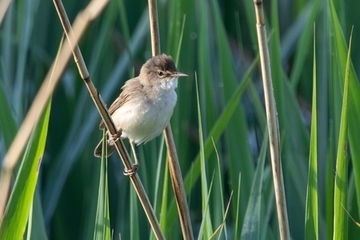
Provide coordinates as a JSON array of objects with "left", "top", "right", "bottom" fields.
[{"left": 1, "top": 0, "right": 360, "bottom": 239}]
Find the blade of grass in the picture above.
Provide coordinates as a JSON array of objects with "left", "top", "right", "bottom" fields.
[
  {"left": 213, "top": 139, "right": 227, "bottom": 239},
  {"left": 28, "top": 189, "right": 47, "bottom": 240},
  {"left": 332, "top": 25, "right": 353, "bottom": 240},
  {"left": 197, "top": 175, "right": 215, "bottom": 240},
  {"left": 233, "top": 174, "right": 242, "bottom": 240},
  {"left": 211, "top": 0, "right": 255, "bottom": 229},
  {"left": 241, "top": 132, "right": 268, "bottom": 240},
  {"left": 0, "top": 81, "right": 17, "bottom": 150},
  {"left": 159, "top": 159, "right": 170, "bottom": 238},
  {"left": 348, "top": 83, "right": 360, "bottom": 217},
  {"left": 0, "top": 99, "right": 51, "bottom": 239},
  {"left": 0, "top": 3, "right": 14, "bottom": 93},
  {"left": 329, "top": 0, "right": 360, "bottom": 225},
  {"left": 13, "top": 0, "right": 40, "bottom": 117},
  {"left": 93, "top": 130, "right": 111, "bottom": 240},
  {"left": 0, "top": 73, "right": 18, "bottom": 218},
  {"left": 2, "top": 0, "right": 110, "bottom": 221},
  {"left": 289, "top": 0, "right": 321, "bottom": 89},
  {"left": 325, "top": 120, "right": 336, "bottom": 239},
  {"left": 196, "top": 74, "right": 213, "bottom": 238},
  {"left": 210, "top": 191, "right": 233, "bottom": 240},
  {"left": 330, "top": 0, "right": 360, "bottom": 236},
  {"left": 304, "top": 26, "right": 319, "bottom": 239},
  {"left": 267, "top": 0, "right": 310, "bottom": 236},
  {"left": 260, "top": 167, "right": 275, "bottom": 240},
  {"left": 168, "top": 56, "right": 257, "bottom": 222},
  {"left": 316, "top": 4, "right": 330, "bottom": 238},
  {"left": 130, "top": 187, "right": 140, "bottom": 240}
]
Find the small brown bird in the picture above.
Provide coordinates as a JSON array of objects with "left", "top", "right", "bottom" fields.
[{"left": 94, "top": 54, "right": 187, "bottom": 166}]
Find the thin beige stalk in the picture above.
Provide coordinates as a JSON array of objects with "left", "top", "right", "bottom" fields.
[
  {"left": 147, "top": 0, "right": 194, "bottom": 239},
  {"left": 252, "top": 0, "right": 290, "bottom": 239},
  {"left": 0, "top": 0, "right": 11, "bottom": 24},
  {"left": 52, "top": 0, "right": 165, "bottom": 239}
]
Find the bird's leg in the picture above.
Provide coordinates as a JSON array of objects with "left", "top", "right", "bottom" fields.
[
  {"left": 123, "top": 141, "right": 139, "bottom": 176},
  {"left": 130, "top": 141, "right": 140, "bottom": 166}
]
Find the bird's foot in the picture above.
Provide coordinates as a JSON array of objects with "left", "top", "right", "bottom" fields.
[
  {"left": 123, "top": 164, "right": 139, "bottom": 176},
  {"left": 107, "top": 130, "right": 122, "bottom": 145}
]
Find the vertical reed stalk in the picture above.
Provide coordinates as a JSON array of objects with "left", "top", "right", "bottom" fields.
[
  {"left": 252, "top": 0, "right": 290, "bottom": 239},
  {"left": 52, "top": 0, "right": 165, "bottom": 239},
  {"left": 148, "top": 0, "right": 194, "bottom": 238}
]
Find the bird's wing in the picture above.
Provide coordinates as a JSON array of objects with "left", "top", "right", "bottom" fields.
[{"left": 99, "top": 78, "right": 143, "bottom": 129}]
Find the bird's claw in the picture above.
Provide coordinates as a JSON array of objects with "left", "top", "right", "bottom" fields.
[
  {"left": 107, "top": 131, "right": 122, "bottom": 145},
  {"left": 123, "top": 164, "right": 139, "bottom": 176}
]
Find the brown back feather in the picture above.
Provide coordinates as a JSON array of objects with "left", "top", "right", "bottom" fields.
[{"left": 99, "top": 77, "right": 144, "bottom": 128}]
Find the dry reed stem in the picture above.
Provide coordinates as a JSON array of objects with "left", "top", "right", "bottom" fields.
[
  {"left": 52, "top": 0, "right": 165, "bottom": 239},
  {"left": 147, "top": 0, "right": 194, "bottom": 239},
  {"left": 253, "top": 0, "right": 290, "bottom": 239}
]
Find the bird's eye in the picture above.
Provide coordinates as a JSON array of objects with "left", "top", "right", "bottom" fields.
[{"left": 157, "top": 71, "right": 164, "bottom": 77}]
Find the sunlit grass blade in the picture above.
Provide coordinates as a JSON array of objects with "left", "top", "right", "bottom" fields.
[
  {"left": 332, "top": 27, "right": 352, "bottom": 240},
  {"left": 209, "top": 191, "right": 232, "bottom": 240},
  {"left": 348, "top": 88, "right": 360, "bottom": 229},
  {"left": 0, "top": 99, "right": 51, "bottom": 239},
  {"left": 304, "top": 28, "right": 319, "bottom": 239},
  {"left": 329, "top": 0, "right": 360, "bottom": 227},
  {"left": 212, "top": 139, "right": 228, "bottom": 239},
  {"left": 233, "top": 174, "right": 242, "bottom": 240},
  {"left": 197, "top": 175, "right": 215, "bottom": 240},
  {"left": 93, "top": 130, "right": 111, "bottom": 240},
  {"left": 241, "top": 132, "right": 268, "bottom": 240},
  {"left": 329, "top": 0, "right": 360, "bottom": 238},
  {"left": 332, "top": 77, "right": 349, "bottom": 236},
  {"left": 158, "top": 159, "right": 169, "bottom": 238},
  {"left": 196, "top": 74, "right": 213, "bottom": 238}
]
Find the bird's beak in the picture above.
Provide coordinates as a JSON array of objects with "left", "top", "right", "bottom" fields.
[{"left": 172, "top": 72, "right": 188, "bottom": 77}]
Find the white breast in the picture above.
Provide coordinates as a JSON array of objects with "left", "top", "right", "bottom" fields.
[{"left": 111, "top": 79, "right": 178, "bottom": 144}]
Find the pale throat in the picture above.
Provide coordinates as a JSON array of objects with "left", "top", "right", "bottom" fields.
[
  {"left": 161, "top": 77, "right": 178, "bottom": 90},
  {"left": 153, "top": 77, "right": 178, "bottom": 102}
]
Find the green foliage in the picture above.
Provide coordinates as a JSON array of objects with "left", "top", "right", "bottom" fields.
[
  {"left": 0, "top": 100, "right": 51, "bottom": 239},
  {"left": 93, "top": 130, "right": 111, "bottom": 240},
  {"left": 1, "top": 0, "right": 360, "bottom": 239},
  {"left": 241, "top": 133, "right": 268, "bottom": 240},
  {"left": 305, "top": 30, "right": 319, "bottom": 240}
]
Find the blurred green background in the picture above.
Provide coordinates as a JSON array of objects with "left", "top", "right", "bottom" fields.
[{"left": 1, "top": 0, "right": 360, "bottom": 239}]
